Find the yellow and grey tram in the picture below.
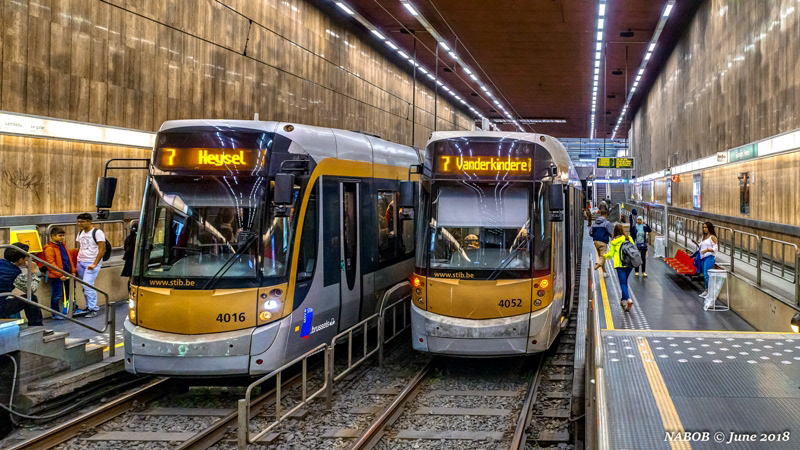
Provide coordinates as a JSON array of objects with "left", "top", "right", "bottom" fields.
[
  {"left": 114, "top": 120, "right": 419, "bottom": 376},
  {"left": 407, "top": 131, "right": 583, "bottom": 356}
]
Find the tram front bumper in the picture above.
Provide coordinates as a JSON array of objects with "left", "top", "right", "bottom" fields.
[
  {"left": 411, "top": 303, "right": 551, "bottom": 356},
  {"left": 123, "top": 317, "right": 284, "bottom": 376}
]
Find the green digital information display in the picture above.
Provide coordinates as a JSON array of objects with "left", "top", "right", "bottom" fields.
[{"left": 596, "top": 157, "right": 635, "bottom": 169}]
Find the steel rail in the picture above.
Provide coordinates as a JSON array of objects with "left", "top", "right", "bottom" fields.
[
  {"left": 7, "top": 378, "right": 172, "bottom": 450},
  {"left": 178, "top": 372, "right": 305, "bottom": 450},
  {"left": 348, "top": 359, "right": 434, "bottom": 450},
  {"left": 509, "top": 354, "right": 545, "bottom": 449}
]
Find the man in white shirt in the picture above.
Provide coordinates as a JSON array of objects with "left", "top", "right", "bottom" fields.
[{"left": 76, "top": 213, "right": 106, "bottom": 318}]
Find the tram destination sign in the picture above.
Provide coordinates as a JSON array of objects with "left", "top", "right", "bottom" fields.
[
  {"left": 436, "top": 155, "right": 533, "bottom": 176},
  {"left": 596, "top": 157, "right": 635, "bottom": 169},
  {"left": 155, "top": 147, "right": 263, "bottom": 171}
]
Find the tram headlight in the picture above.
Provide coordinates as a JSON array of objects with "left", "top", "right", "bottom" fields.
[
  {"left": 258, "top": 285, "right": 287, "bottom": 325},
  {"left": 791, "top": 313, "right": 800, "bottom": 334},
  {"left": 127, "top": 287, "right": 137, "bottom": 323}
]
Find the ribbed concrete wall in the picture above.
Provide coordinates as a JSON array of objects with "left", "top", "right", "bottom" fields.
[{"left": 630, "top": 0, "right": 800, "bottom": 175}]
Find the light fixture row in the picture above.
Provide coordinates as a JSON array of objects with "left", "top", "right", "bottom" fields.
[
  {"left": 590, "top": 1, "right": 606, "bottom": 138},
  {"left": 335, "top": 0, "right": 523, "bottom": 131},
  {"left": 611, "top": 1, "right": 675, "bottom": 139},
  {"left": 397, "top": 0, "right": 523, "bottom": 131}
]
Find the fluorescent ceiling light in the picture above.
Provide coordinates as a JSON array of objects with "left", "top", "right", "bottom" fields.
[
  {"left": 599, "top": 3, "right": 606, "bottom": 16},
  {"left": 594, "top": 68, "right": 600, "bottom": 75},
  {"left": 638, "top": 68, "right": 645, "bottom": 75},
  {"left": 463, "top": 67, "right": 472, "bottom": 74},
  {"left": 439, "top": 42, "right": 450, "bottom": 51},
  {"left": 335, "top": 2, "right": 354, "bottom": 15},
  {"left": 644, "top": 52, "right": 652, "bottom": 60},
  {"left": 481, "top": 86, "right": 489, "bottom": 92},
  {"left": 635, "top": 75, "right": 641, "bottom": 81},
  {"left": 595, "top": 61, "right": 600, "bottom": 67},
  {"left": 371, "top": 30, "right": 386, "bottom": 40},
  {"left": 596, "top": 42, "right": 602, "bottom": 51},
  {"left": 598, "top": 19, "right": 605, "bottom": 30},
  {"left": 402, "top": 2, "right": 419, "bottom": 16},
  {"left": 648, "top": 43, "right": 656, "bottom": 52},
  {"left": 436, "top": 80, "right": 444, "bottom": 86},
  {"left": 448, "top": 51, "right": 458, "bottom": 59},
  {"left": 426, "top": 73, "right": 435, "bottom": 80},
  {"left": 663, "top": 4, "right": 673, "bottom": 17},
  {"left": 469, "top": 74, "right": 478, "bottom": 81},
  {"left": 594, "top": 75, "right": 599, "bottom": 81},
  {"left": 597, "top": 31, "right": 603, "bottom": 41},
  {"left": 386, "top": 41, "right": 398, "bottom": 50},
  {"left": 397, "top": 51, "right": 409, "bottom": 58},
  {"left": 595, "top": 52, "right": 601, "bottom": 59},
  {"left": 419, "top": 67, "right": 428, "bottom": 74}
]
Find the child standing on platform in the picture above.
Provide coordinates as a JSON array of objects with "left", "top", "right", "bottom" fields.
[{"left": 43, "top": 227, "right": 77, "bottom": 319}]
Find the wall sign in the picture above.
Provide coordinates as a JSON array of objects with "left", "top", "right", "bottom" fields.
[
  {"left": 692, "top": 173, "right": 702, "bottom": 210},
  {"left": 728, "top": 144, "right": 758, "bottom": 163}
]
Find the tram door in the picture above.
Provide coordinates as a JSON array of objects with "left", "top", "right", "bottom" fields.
[{"left": 339, "top": 181, "right": 361, "bottom": 330}]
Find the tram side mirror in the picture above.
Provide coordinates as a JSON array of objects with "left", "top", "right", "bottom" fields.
[
  {"left": 549, "top": 184, "right": 564, "bottom": 222},
  {"left": 399, "top": 181, "right": 416, "bottom": 209},
  {"left": 273, "top": 173, "right": 294, "bottom": 218},
  {"left": 96, "top": 177, "right": 118, "bottom": 210}
]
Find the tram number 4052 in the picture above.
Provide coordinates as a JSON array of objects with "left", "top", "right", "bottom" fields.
[
  {"left": 216, "top": 312, "right": 246, "bottom": 323},
  {"left": 498, "top": 299, "right": 523, "bottom": 308}
]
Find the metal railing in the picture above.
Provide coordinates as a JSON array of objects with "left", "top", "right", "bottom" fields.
[
  {"left": 237, "top": 343, "right": 329, "bottom": 447},
  {"left": 0, "top": 245, "right": 117, "bottom": 356},
  {"left": 627, "top": 203, "right": 800, "bottom": 304},
  {"left": 45, "top": 220, "right": 130, "bottom": 252},
  {"left": 586, "top": 266, "right": 610, "bottom": 450},
  {"left": 659, "top": 213, "right": 800, "bottom": 306},
  {"left": 237, "top": 282, "right": 411, "bottom": 449}
]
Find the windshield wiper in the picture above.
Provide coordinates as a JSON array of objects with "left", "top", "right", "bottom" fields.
[
  {"left": 486, "top": 235, "right": 532, "bottom": 281},
  {"left": 201, "top": 234, "right": 260, "bottom": 290}
]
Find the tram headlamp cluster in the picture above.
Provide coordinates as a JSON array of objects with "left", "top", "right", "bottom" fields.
[
  {"left": 128, "top": 288, "right": 136, "bottom": 322},
  {"left": 791, "top": 313, "right": 800, "bottom": 334},
  {"left": 259, "top": 287, "right": 286, "bottom": 324}
]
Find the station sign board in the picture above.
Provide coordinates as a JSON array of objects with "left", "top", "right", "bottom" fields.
[
  {"left": 728, "top": 144, "right": 758, "bottom": 163},
  {"left": 596, "top": 157, "right": 635, "bottom": 169}
]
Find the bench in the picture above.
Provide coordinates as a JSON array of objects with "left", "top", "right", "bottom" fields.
[{"left": 665, "top": 249, "right": 697, "bottom": 275}]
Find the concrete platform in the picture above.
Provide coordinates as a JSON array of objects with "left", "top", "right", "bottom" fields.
[
  {"left": 44, "top": 301, "right": 126, "bottom": 352},
  {"left": 586, "top": 235, "right": 800, "bottom": 449}
]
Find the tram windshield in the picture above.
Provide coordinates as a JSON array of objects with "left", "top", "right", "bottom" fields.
[
  {"left": 429, "top": 184, "right": 532, "bottom": 276},
  {"left": 137, "top": 175, "right": 290, "bottom": 287}
]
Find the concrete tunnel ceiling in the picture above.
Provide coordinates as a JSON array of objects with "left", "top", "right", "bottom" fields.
[{"left": 322, "top": 0, "right": 701, "bottom": 138}]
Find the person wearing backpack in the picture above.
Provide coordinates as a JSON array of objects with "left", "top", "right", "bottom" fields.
[
  {"left": 76, "top": 213, "right": 108, "bottom": 318},
  {"left": 590, "top": 204, "right": 615, "bottom": 277},
  {"left": 630, "top": 216, "right": 652, "bottom": 277},
  {"left": 605, "top": 224, "right": 639, "bottom": 311}
]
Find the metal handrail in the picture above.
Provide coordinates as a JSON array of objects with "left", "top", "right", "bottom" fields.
[
  {"left": 587, "top": 265, "right": 609, "bottom": 449},
  {"left": 45, "top": 220, "right": 129, "bottom": 251},
  {"left": 237, "top": 343, "right": 329, "bottom": 448},
  {"left": 0, "top": 245, "right": 116, "bottom": 356},
  {"left": 664, "top": 213, "right": 800, "bottom": 306},
  {"left": 759, "top": 237, "right": 798, "bottom": 285},
  {"left": 236, "top": 281, "right": 412, "bottom": 449}
]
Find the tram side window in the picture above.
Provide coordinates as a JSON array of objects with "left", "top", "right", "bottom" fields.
[
  {"left": 296, "top": 184, "right": 318, "bottom": 281},
  {"left": 377, "top": 191, "right": 397, "bottom": 262}
]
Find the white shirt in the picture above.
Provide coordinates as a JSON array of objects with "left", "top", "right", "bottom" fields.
[
  {"left": 77, "top": 228, "right": 106, "bottom": 263},
  {"left": 699, "top": 235, "right": 718, "bottom": 259}
]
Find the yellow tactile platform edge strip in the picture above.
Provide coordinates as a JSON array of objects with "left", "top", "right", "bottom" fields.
[
  {"left": 636, "top": 336, "right": 692, "bottom": 450},
  {"left": 597, "top": 267, "right": 615, "bottom": 331}
]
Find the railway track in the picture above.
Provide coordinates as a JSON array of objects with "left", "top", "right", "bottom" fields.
[
  {"left": 6, "top": 372, "right": 309, "bottom": 450},
  {"left": 349, "top": 356, "right": 541, "bottom": 450}
]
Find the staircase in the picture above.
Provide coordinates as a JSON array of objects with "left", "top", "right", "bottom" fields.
[{"left": 13, "top": 327, "right": 119, "bottom": 414}]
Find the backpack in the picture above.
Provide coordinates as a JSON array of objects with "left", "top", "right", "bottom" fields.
[
  {"left": 92, "top": 228, "right": 113, "bottom": 262},
  {"left": 620, "top": 239, "right": 642, "bottom": 268}
]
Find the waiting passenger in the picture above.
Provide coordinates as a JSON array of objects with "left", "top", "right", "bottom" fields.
[
  {"left": 590, "top": 204, "right": 615, "bottom": 277},
  {"left": 121, "top": 223, "right": 137, "bottom": 292},
  {"left": 75, "top": 213, "right": 106, "bottom": 318},
  {"left": 631, "top": 217, "right": 652, "bottom": 277},
  {"left": 605, "top": 224, "right": 635, "bottom": 312},
  {"left": 0, "top": 243, "right": 44, "bottom": 326},
  {"left": 629, "top": 208, "right": 638, "bottom": 229},
  {"left": 696, "top": 221, "right": 718, "bottom": 298},
  {"left": 43, "top": 227, "right": 78, "bottom": 318}
]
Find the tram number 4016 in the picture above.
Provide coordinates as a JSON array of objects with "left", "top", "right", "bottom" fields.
[
  {"left": 216, "top": 312, "right": 246, "bottom": 322},
  {"left": 498, "top": 299, "right": 523, "bottom": 308}
]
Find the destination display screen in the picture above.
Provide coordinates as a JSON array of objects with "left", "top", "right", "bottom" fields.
[
  {"left": 596, "top": 157, "right": 635, "bottom": 169},
  {"left": 155, "top": 147, "right": 261, "bottom": 171},
  {"left": 152, "top": 130, "right": 272, "bottom": 172},
  {"left": 431, "top": 138, "right": 537, "bottom": 178},
  {"left": 437, "top": 155, "right": 532, "bottom": 175}
]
